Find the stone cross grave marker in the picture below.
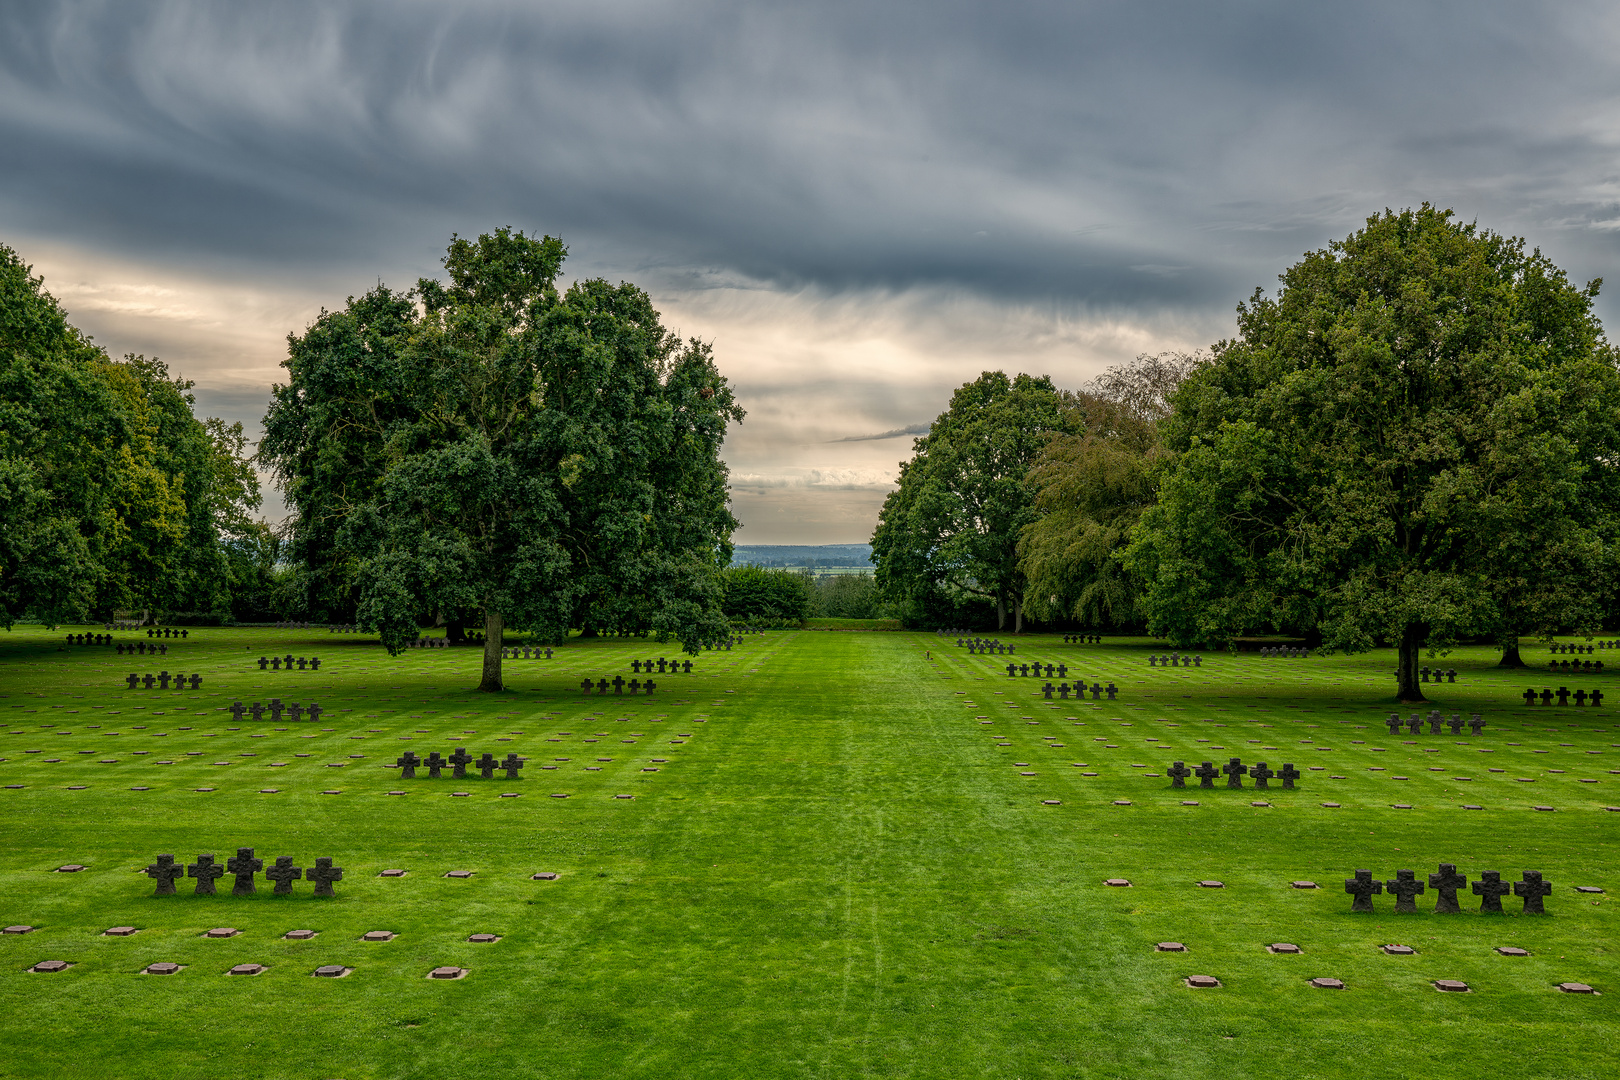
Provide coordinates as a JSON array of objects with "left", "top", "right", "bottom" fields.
[
  {"left": 1345, "top": 869, "right": 1382, "bottom": 912},
  {"left": 1514, "top": 871, "right": 1551, "bottom": 915},
  {"left": 1278, "top": 763, "right": 1300, "bottom": 789},
  {"left": 395, "top": 751, "right": 420, "bottom": 779},
  {"left": 227, "top": 848, "right": 262, "bottom": 896},
  {"left": 476, "top": 752, "right": 498, "bottom": 779},
  {"left": 187, "top": 854, "right": 224, "bottom": 896},
  {"left": 1222, "top": 758, "right": 1247, "bottom": 788},
  {"left": 308, "top": 857, "right": 343, "bottom": 898},
  {"left": 448, "top": 748, "right": 473, "bottom": 779},
  {"left": 1168, "top": 761, "right": 1191, "bottom": 788},
  {"left": 1473, "top": 870, "right": 1511, "bottom": 914},
  {"left": 1385, "top": 869, "right": 1425, "bottom": 913},
  {"left": 501, "top": 752, "right": 524, "bottom": 779},
  {"left": 144, "top": 853, "right": 184, "bottom": 896},
  {"left": 1250, "top": 762, "right": 1274, "bottom": 789},
  {"left": 1429, "top": 863, "right": 1467, "bottom": 913},
  {"left": 425, "top": 751, "right": 446, "bottom": 779},
  {"left": 1194, "top": 762, "right": 1219, "bottom": 788},
  {"left": 266, "top": 856, "right": 302, "bottom": 895}
]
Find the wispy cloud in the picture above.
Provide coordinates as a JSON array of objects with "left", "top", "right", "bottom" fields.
[{"left": 828, "top": 423, "right": 930, "bottom": 443}]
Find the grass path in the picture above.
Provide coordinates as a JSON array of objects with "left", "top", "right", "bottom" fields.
[{"left": 0, "top": 626, "right": 1615, "bottom": 1078}]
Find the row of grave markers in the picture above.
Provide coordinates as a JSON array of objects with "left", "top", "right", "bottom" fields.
[
  {"left": 580, "top": 677, "right": 657, "bottom": 696},
  {"left": 1041, "top": 682, "right": 1119, "bottom": 701},
  {"left": 125, "top": 673, "right": 202, "bottom": 690},
  {"left": 1147, "top": 654, "right": 1202, "bottom": 667},
  {"left": 498, "top": 647, "right": 555, "bottom": 659},
  {"left": 1260, "top": 647, "right": 1309, "bottom": 658},
  {"left": 1547, "top": 659, "right": 1605, "bottom": 673},
  {"left": 229, "top": 700, "right": 323, "bottom": 723},
  {"left": 1007, "top": 662, "right": 1069, "bottom": 678},
  {"left": 1387, "top": 713, "right": 1485, "bottom": 735},
  {"left": 1523, "top": 687, "right": 1604, "bottom": 707},
  {"left": 1346, "top": 865, "right": 1551, "bottom": 915},
  {"left": 394, "top": 750, "right": 523, "bottom": 779},
  {"left": 1063, "top": 634, "right": 1103, "bottom": 644},
  {"left": 144, "top": 850, "right": 343, "bottom": 897},
  {"left": 257, "top": 655, "right": 321, "bottom": 670},
  {"left": 629, "top": 658, "right": 694, "bottom": 673},
  {"left": 1168, "top": 759, "right": 1300, "bottom": 788},
  {"left": 117, "top": 642, "right": 169, "bottom": 655}
]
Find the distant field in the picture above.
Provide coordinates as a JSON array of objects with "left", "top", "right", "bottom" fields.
[{"left": 1, "top": 627, "right": 1616, "bottom": 1078}]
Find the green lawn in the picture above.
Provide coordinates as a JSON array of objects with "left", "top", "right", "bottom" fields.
[{"left": 0, "top": 626, "right": 1615, "bottom": 1079}]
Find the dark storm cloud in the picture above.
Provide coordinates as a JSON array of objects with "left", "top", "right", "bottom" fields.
[
  {"left": 830, "top": 424, "right": 931, "bottom": 443},
  {"left": 6, "top": 0, "right": 1618, "bottom": 314}
]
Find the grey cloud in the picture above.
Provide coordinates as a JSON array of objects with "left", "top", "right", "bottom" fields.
[{"left": 829, "top": 423, "right": 930, "bottom": 443}]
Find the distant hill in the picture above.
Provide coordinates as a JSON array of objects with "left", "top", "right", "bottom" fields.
[{"left": 730, "top": 544, "right": 874, "bottom": 569}]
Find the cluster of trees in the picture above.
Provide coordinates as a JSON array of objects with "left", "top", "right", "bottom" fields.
[
  {"left": 0, "top": 245, "right": 266, "bottom": 628},
  {"left": 717, "top": 565, "right": 893, "bottom": 624},
  {"left": 872, "top": 207, "right": 1620, "bottom": 699},
  {"left": 259, "top": 229, "right": 743, "bottom": 690}
]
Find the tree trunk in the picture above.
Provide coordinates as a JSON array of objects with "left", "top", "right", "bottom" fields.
[
  {"left": 996, "top": 596, "right": 1006, "bottom": 632},
  {"left": 1498, "top": 640, "right": 1527, "bottom": 668},
  {"left": 1396, "top": 621, "right": 1427, "bottom": 703},
  {"left": 1014, "top": 598, "right": 1023, "bottom": 635},
  {"left": 478, "top": 610, "right": 504, "bottom": 693}
]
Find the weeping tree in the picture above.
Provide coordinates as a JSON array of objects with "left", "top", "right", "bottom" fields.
[
  {"left": 1125, "top": 206, "right": 1620, "bottom": 702},
  {"left": 262, "top": 229, "right": 742, "bottom": 691}
]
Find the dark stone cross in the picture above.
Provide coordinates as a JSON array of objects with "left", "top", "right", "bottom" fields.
[
  {"left": 308, "top": 857, "right": 343, "bottom": 898},
  {"left": 125, "top": 673, "right": 139, "bottom": 690},
  {"left": 632, "top": 660, "right": 642, "bottom": 673},
  {"left": 1277, "top": 763, "right": 1300, "bottom": 789},
  {"left": 1405, "top": 714, "right": 1421, "bottom": 735},
  {"left": 142, "top": 675, "right": 155, "bottom": 690},
  {"left": 1056, "top": 663, "right": 1067, "bottom": 678},
  {"left": 308, "top": 704, "right": 323, "bottom": 724},
  {"left": 266, "top": 856, "right": 302, "bottom": 895},
  {"left": 395, "top": 751, "right": 420, "bottom": 779},
  {"left": 425, "top": 751, "right": 446, "bottom": 779},
  {"left": 1593, "top": 688, "right": 1605, "bottom": 708},
  {"left": 1540, "top": 689, "right": 1554, "bottom": 706},
  {"left": 157, "top": 672, "right": 171, "bottom": 690},
  {"left": 288, "top": 703, "right": 303, "bottom": 722},
  {"left": 1057, "top": 684, "right": 1070, "bottom": 700},
  {"left": 682, "top": 660, "right": 693, "bottom": 673},
  {"left": 501, "top": 752, "right": 524, "bottom": 780},
  {"left": 144, "top": 853, "right": 184, "bottom": 896},
  {"left": 1557, "top": 687, "right": 1571, "bottom": 707},
  {"left": 657, "top": 658, "right": 668, "bottom": 673},
  {"left": 250, "top": 703, "right": 265, "bottom": 721},
  {"left": 448, "top": 748, "right": 473, "bottom": 778},
  {"left": 227, "top": 848, "right": 263, "bottom": 896},
  {"left": 1194, "top": 761, "right": 1219, "bottom": 788},
  {"left": 1250, "top": 762, "right": 1274, "bottom": 788},
  {"left": 268, "top": 700, "right": 284, "bottom": 722},
  {"left": 476, "top": 752, "right": 498, "bottom": 779},
  {"left": 1042, "top": 683, "right": 1054, "bottom": 700},
  {"left": 1385, "top": 869, "right": 1426, "bottom": 913},
  {"left": 1006, "top": 664, "right": 1017, "bottom": 677},
  {"left": 271, "top": 657, "right": 281, "bottom": 671},
  {"left": 1168, "top": 761, "right": 1191, "bottom": 788},
  {"left": 579, "top": 679, "right": 593, "bottom": 694},
  {"left": 258, "top": 657, "right": 269, "bottom": 670},
  {"left": 1429, "top": 863, "right": 1467, "bottom": 913},
  {"left": 1222, "top": 758, "right": 1247, "bottom": 788},
  {"left": 1514, "top": 871, "right": 1552, "bottom": 915},
  {"left": 612, "top": 676, "right": 625, "bottom": 695},
  {"left": 1428, "top": 714, "right": 1443, "bottom": 735},
  {"left": 1469, "top": 715, "right": 1486, "bottom": 735},
  {"left": 1447, "top": 715, "right": 1464, "bottom": 734},
  {"left": 596, "top": 679, "right": 609, "bottom": 695},
  {"left": 187, "top": 853, "right": 224, "bottom": 896},
  {"left": 1522, "top": 688, "right": 1538, "bottom": 706},
  {"left": 1345, "top": 869, "right": 1383, "bottom": 912},
  {"left": 1473, "top": 870, "right": 1511, "bottom": 914},
  {"left": 629, "top": 679, "right": 642, "bottom": 694}
]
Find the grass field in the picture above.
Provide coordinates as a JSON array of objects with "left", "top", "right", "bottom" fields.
[{"left": 0, "top": 625, "right": 1616, "bottom": 1079}]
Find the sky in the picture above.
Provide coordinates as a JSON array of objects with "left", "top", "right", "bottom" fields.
[{"left": 5, "top": 1, "right": 1620, "bottom": 543}]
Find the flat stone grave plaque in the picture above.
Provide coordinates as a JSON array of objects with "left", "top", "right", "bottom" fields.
[
  {"left": 1310, "top": 977, "right": 1345, "bottom": 989},
  {"left": 1533, "top": 805, "right": 1555, "bottom": 812},
  {"left": 428, "top": 966, "right": 468, "bottom": 980},
  {"left": 499, "top": 792, "right": 520, "bottom": 798},
  {"left": 228, "top": 963, "right": 266, "bottom": 976},
  {"left": 1156, "top": 942, "right": 1187, "bottom": 952},
  {"left": 1433, "top": 979, "right": 1469, "bottom": 992},
  {"left": 144, "top": 962, "right": 181, "bottom": 975},
  {"left": 103, "top": 927, "right": 137, "bottom": 936},
  {"left": 1113, "top": 800, "right": 1132, "bottom": 806},
  {"left": 284, "top": 930, "right": 316, "bottom": 940},
  {"left": 379, "top": 869, "right": 406, "bottom": 877},
  {"left": 1104, "top": 878, "right": 1131, "bottom": 887},
  {"left": 1185, "top": 975, "right": 1221, "bottom": 988},
  {"left": 1198, "top": 880, "right": 1224, "bottom": 888},
  {"left": 3, "top": 926, "right": 35, "bottom": 934},
  {"left": 1558, "top": 982, "right": 1596, "bottom": 993},
  {"left": 467, "top": 934, "right": 500, "bottom": 943},
  {"left": 313, "top": 965, "right": 350, "bottom": 977},
  {"left": 445, "top": 870, "right": 474, "bottom": 878},
  {"left": 613, "top": 793, "right": 633, "bottom": 799},
  {"left": 1496, "top": 947, "right": 1529, "bottom": 956},
  {"left": 1462, "top": 804, "right": 1483, "bottom": 809},
  {"left": 362, "top": 931, "right": 396, "bottom": 942},
  {"left": 1321, "top": 802, "right": 1341, "bottom": 808},
  {"left": 450, "top": 792, "right": 470, "bottom": 797},
  {"left": 1382, "top": 944, "right": 1416, "bottom": 955},
  {"left": 204, "top": 928, "right": 240, "bottom": 938},
  {"left": 56, "top": 865, "right": 85, "bottom": 872},
  {"left": 1182, "top": 800, "right": 1200, "bottom": 806},
  {"left": 1251, "top": 801, "right": 1271, "bottom": 807},
  {"left": 1575, "top": 886, "right": 1605, "bottom": 894},
  {"left": 30, "top": 960, "right": 70, "bottom": 973},
  {"left": 1392, "top": 803, "right": 1413, "bottom": 809},
  {"left": 532, "top": 872, "right": 559, "bottom": 880},
  {"left": 1292, "top": 881, "right": 1318, "bottom": 889},
  {"left": 1268, "top": 943, "right": 1302, "bottom": 954}
]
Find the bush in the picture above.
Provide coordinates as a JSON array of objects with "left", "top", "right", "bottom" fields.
[{"left": 719, "top": 566, "right": 815, "bottom": 622}]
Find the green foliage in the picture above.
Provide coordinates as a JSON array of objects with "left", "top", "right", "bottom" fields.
[
  {"left": 808, "top": 571, "right": 892, "bottom": 619},
  {"left": 0, "top": 245, "right": 260, "bottom": 627},
  {"left": 719, "top": 565, "right": 815, "bottom": 624},
  {"left": 1019, "top": 354, "right": 1197, "bottom": 629},
  {"left": 1126, "top": 205, "right": 1620, "bottom": 699},
  {"left": 262, "top": 229, "right": 743, "bottom": 688},
  {"left": 871, "top": 371, "right": 1072, "bottom": 632}
]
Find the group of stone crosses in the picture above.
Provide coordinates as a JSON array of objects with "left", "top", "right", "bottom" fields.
[
  {"left": 229, "top": 700, "right": 324, "bottom": 723},
  {"left": 116, "top": 641, "right": 168, "bottom": 655},
  {"left": 394, "top": 749, "right": 524, "bottom": 780},
  {"left": 104, "top": 620, "right": 142, "bottom": 631},
  {"left": 1522, "top": 686, "right": 1605, "bottom": 707},
  {"left": 1042, "top": 681, "right": 1119, "bottom": 701},
  {"left": 257, "top": 654, "right": 321, "bottom": 671},
  {"left": 1259, "top": 646, "right": 1308, "bottom": 658},
  {"left": 1147, "top": 654, "right": 1202, "bottom": 667},
  {"left": 329, "top": 624, "right": 360, "bottom": 633},
  {"left": 146, "top": 627, "right": 189, "bottom": 638},
  {"left": 65, "top": 632, "right": 116, "bottom": 647},
  {"left": 499, "top": 646, "right": 555, "bottom": 659},
  {"left": 1418, "top": 667, "right": 1459, "bottom": 683},
  {"left": 957, "top": 637, "right": 1017, "bottom": 655},
  {"left": 701, "top": 637, "right": 741, "bottom": 651},
  {"left": 1548, "top": 658, "right": 1605, "bottom": 674},
  {"left": 1345, "top": 863, "right": 1552, "bottom": 915},
  {"left": 1007, "top": 661, "right": 1068, "bottom": 679},
  {"left": 125, "top": 672, "right": 203, "bottom": 690},
  {"left": 1062, "top": 634, "right": 1102, "bottom": 644},
  {"left": 580, "top": 677, "right": 657, "bottom": 696},
  {"left": 1387, "top": 712, "right": 1485, "bottom": 735},
  {"left": 145, "top": 849, "right": 342, "bottom": 897},
  {"left": 1168, "top": 758, "right": 1300, "bottom": 790},
  {"left": 405, "top": 635, "right": 450, "bottom": 649},
  {"left": 630, "top": 658, "right": 695, "bottom": 674}
]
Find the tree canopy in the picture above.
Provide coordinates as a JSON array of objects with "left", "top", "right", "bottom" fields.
[
  {"left": 261, "top": 229, "right": 743, "bottom": 691},
  {"left": 870, "top": 371, "right": 1071, "bottom": 631},
  {"left": 1125, "top": 205, "right": 1620, "bottom": 700}
]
